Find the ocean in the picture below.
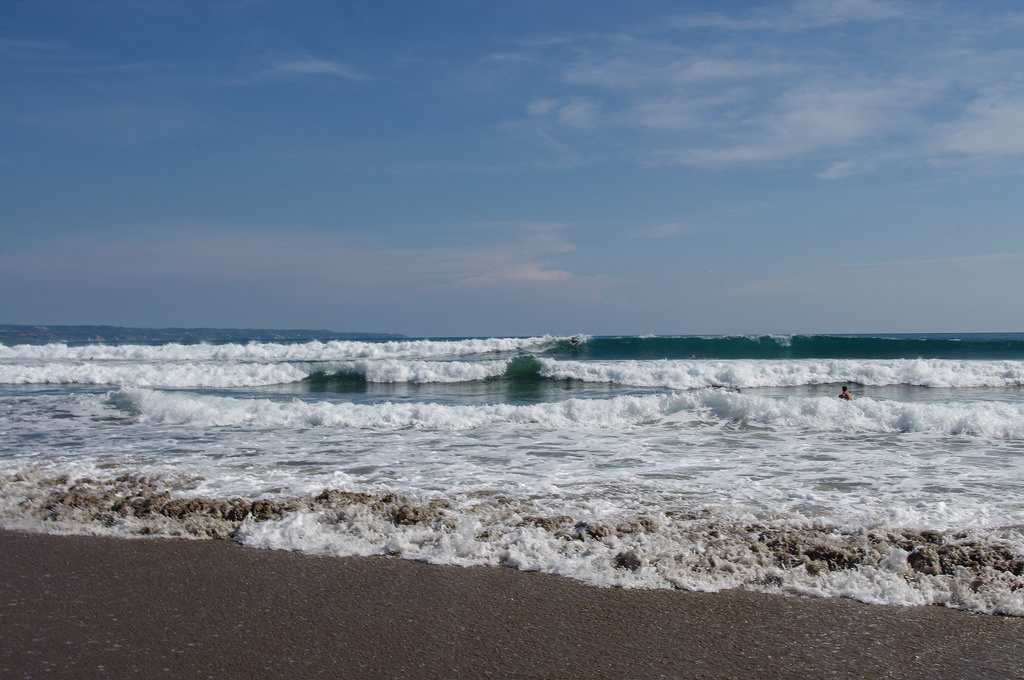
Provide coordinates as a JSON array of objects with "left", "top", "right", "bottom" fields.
[{"left": 1, "top": 327, "right": 1022, "bottom": 616}]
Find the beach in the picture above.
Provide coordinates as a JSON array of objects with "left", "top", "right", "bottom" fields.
[
  {"left": 2, "top": 529, "right": 1021, "bottom": 680},
  {"left": 8, "top": 0, "right": 1024, "bottom": 673},
  {"left": 3, "top": 331, "right": 1024, "bottom": 677}
]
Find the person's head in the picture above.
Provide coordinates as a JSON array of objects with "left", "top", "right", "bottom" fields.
[{"left": 841, "top": 385, "right": 849, "bottom": 392}]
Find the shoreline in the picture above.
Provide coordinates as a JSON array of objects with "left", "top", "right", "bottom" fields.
[{"left": 2, "top": 530, "right": 1022, "bottom": 679}]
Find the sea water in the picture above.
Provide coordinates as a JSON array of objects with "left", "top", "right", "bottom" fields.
[{"left": 1, "top": 328, "right": 1022, "bottom": 615}]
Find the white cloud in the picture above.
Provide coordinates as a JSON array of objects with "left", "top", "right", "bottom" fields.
[
  {"left": 253, "top": 58, "right": 366, "bottom": 82},
  {"left": 557, "top": 99, "right": 599, "bottom": 128},
  {"left": 0, "top": 225, "right": 580, "bottom": 293},
  {"left": 792, "top": 0, "right": 904, "bottom": 25},
  {"left": 940, "top": 95, "right": 1024, "bottom": 156},
  {"left": 522, "top": 98, "right": 599, "bottom": 129},
  {"left": 465, "top": 262, "right": 571, "bottom": 285},
  {"left": 481, "top": 52, "right": 536, "bottom": 64},
  {"left": 625, "top": 90, "right": 751, "bottom": 130},
  {"left": 817, "top": 159, "right": 869, "bottom": 179},
  {"left": 681, "top": 0, "right": 904, "bottom": 32},
  {"left": 527, "top": 98, "right": 559, "bottom": 116},
  {"left": 503, "top": 6, "right": 1024, "bottom": 178},
  {"left": 676, "top": 58, "right": 793, "bottom": 82},
  {"left": 564, "top": 56, "right": 792, "bottom": 89},
  {"left": 652, "top": 83, "right": 922, "bottom": 166},
  {"left": 634, "top": 222, "right": 694, "bottom": 239}
]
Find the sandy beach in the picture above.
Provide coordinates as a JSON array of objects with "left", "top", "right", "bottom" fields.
[{"left": 1, "top": 530, "right": 1021, "bottom": 680}]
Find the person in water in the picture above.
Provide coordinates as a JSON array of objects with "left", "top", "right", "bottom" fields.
[{"left": 839, "top": 385, "right": 853, "bottom": 401}]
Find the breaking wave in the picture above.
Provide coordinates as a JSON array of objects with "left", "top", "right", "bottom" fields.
[
  {"left": 107, "top": 388, "right": 1024, "bottom": 438},
  {"left": 0, "top": 336, "right": 564, "bottom": 362},
  {"left": 108, "top": 389, "right": 679, "bottom": 430},
  {"left": 310, "top": 359, "right": 511, "bottom": 384},
  {"left": 0, "top": 361, "right": 312, "bottom": 388},
  {"left": 5, "top": 356, "right": 1024, "bottom": 389},
  {"left": 537, "top": 358, "right": 1024, "bottom": 389},
  {"left": 0, "top": 359, "right": 511, "bottom": 388}
]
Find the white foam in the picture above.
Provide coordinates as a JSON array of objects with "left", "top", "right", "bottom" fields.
[
  {"left": 689, "top": 390, "right": 1024, "bottom": 438},
  {"left": 7, "top": 351, "right": 1023, "bottom": 390},
  {"left": 0, "top": 336, "right": 562, "bottom": 362},
  {"left": 110, "top": 388, "right": 680, "bottom": 430},
  {"left": 0, "top": 359, "right": 510, "bottom": 387},
  {"left": 235, "top": 508, "right": 1024, "bottom": 616},
  {"left": 0, "top": 361, "right": 311, "bottom": 388},
  {"left": 109, "top": 388, "right": 1024, "bottom": 438},
  {"left": 540, "top": 358, "right": 1024, "bottom": 389}
]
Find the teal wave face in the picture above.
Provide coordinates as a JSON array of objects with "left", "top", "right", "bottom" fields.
[
  {"left": 503, "top": 355, "right": 544, "bottom": 380},
  {"left": 303, "top": 369, "right": 368, "bottom": 392},
  {"left": 548, "top": 334, "right": 1024, "bottom": 360}
]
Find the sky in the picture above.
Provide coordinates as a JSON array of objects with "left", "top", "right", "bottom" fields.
[{"left": 2, "top": 0, "right": 1023, "bottom": 336}]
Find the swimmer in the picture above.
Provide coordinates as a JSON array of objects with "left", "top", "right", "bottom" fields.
[{"left": 839, "top": 385, "right": 853, "bottom": 401}]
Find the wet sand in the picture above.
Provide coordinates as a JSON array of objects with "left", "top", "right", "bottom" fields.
[{"left": 1, "top": 530, "right": 1021, "bottom": 679}]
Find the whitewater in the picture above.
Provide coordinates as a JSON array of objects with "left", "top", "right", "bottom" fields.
[{"left": 2, "top": 330, "right": 1023, "bottom": 616}]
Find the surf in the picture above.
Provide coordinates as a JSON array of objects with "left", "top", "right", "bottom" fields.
[
  {"left": 5, "top": 356, "right": 1024, "bottom": 390},
  {"left": 0, "top": 335, "right": 567, "bottom": 362},
  {"left": 104, "top": 388, "right": 1024, "bottom": 438}
]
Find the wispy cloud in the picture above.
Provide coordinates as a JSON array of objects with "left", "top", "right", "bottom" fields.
[
  {"left": 497, "top": 6, "right": 1024, "bottom": 179},
  {"left": 632, "top": 222, "right": 694, "bottom": 239},
  {"left": 623, "top": 90, "right": 750, "bottom": 131},
  {"left": 0, "top": 223, "right": 611, "bottom": 332},
  {"left": 679, "top": 0, "right": 904, "bottom": 32},
  {"left": 526, "top": 97, "right": 599, "bottom": 128},
  {"left": 527, "top": 98, "right": 559, "bottom": 116},
  {"left": 565, "top": 56, "right": 793, "bottom": 89},
  {"left": 484, "top": 3, "right": 1024, "bottom": 179},
  {"left": 556, "top": 99, "right": 599, "bottom": 128},
  {"left": 481, "top": 52, "right": 536, "bottom": 64},
  {"left": 245, "top": 58, "right": 367, "bottom": 83},
  {"left": 939, "top": 95, "right": 1024, "bottom": 157},
  {"left": 1, "top": 224, "right": 583, "bottom": 293},
  {"left": 649, "top": 82, "right": 927, "bottom": 166},
  {"left": 816, "top": 159, "right": 871, "bottom": 180}
]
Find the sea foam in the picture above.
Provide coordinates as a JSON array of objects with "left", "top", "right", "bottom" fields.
[
  {"left": 6, "top": 356, "right": 1024, "bottom": 389},
  {"left": 3, "top": 472, "right": 1019, "bottom": 616},
  {"left": 0, "top": 359, "right": 510, "bottom": 388},
  {"left": 539, "top": 358, "right": 1024, "bottom": 389},
  {"left": 108, "top": 388, "right": 1024, "bottom": 438},
  {"left": 0, "top": 336, "right": 563, "bottom": 362},
  {"left": 0, "top": 361, "right": 311, "bottom": 388},
  {"left": 109, "top": 389, "right": 677, "bottom": 430}
]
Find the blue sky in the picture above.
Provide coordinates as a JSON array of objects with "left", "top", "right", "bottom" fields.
[{"left": 2, "top": 0, "right": 1023, "bottom": 335}]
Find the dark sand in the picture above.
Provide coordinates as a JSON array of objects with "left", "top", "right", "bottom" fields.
[{"left": 1, "top": 530, "right": 1021, "bottom": 680}]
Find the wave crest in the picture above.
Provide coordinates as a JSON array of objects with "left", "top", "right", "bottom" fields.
[
  {"left": 106, "top": 388, "right": 1024, "bottom": 438},
  {"left": 540, "top": 358, "right": 1024, "bottom": 389},
  {"left": 0, "top": 336, "right": 564, "bottom": 362},
  {"left": 7, "top": 357, "right": 1024, "bottom": 389}
]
